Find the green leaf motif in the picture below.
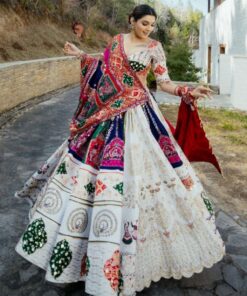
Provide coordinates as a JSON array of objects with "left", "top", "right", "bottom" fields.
[
  {"left": 203, "top": 198, "right": 214, "bottom": 215},
  {"left": 56, "top": 162, "right": 67, "bottom": 174},
  {"left": 201, "top": 191, "right": 214, "bottom": 215},
  {"left": 22, "top": 218, "right": 47, "bottom": 255},
  {"left": 81, "top": 65, "right": 88, "bottom": 77},
  {"left": 111, "top": 99, "right": 124, "bottom": 109},
  {"left": 111, "top": 41, "right": 118, "bottom": 51},
  {"left": 123, "top": 73, "right": 134, "bottom": 86},
  {"left": 84, "top": 182, "right": 95, "bottom": 194},
  {"left": 113, "top": 182, "right": 123, "bottom": 195},
  {"left": 50, "top": 240, "right": 72, "bottom": 278}
]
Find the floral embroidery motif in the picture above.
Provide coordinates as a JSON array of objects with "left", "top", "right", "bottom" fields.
[
  {"left": 50, "top": 240, "right": 72, "bottom": 278},
  {"left": 129, "top": 60, "right": 146, "bottom": 72},
  {"left": 123, "top": 73, "right": 134, "bottom": 86},
  {"left": 56, "top": 161, "right": 67, "bottom": 174},
  {"left": 22, "top": 218, "right": 47, "bottom": 255},
  {"left": 101, "top": 137, "right": 124, "bottom": 169},
  {"left": 103, "top": 250, "right": 122, "bottom": 293},
  {"left": 84, "top": 182, "right": 96, "bottom": 195},
  {"left": 95, "top": 179, "right": 107, "bottom": 196},
  {"left": 97, "top": 74, "right": 120, "bottom": 103},
  {"left": 113, "top": 182, "right": 123, "bottom": 195},
  {"left": 111, "top": 55, "right": 123, "bottom": 69},
  {"left": 80, "top": 254, "right": 90, "bottom": 276},
  {"left": 181, "top": 176, "right": 194, "bottom": 190},
  {"left": 71, "top": 176, "right": 78, "bottom": 185},
  {"left": 154, "top": 64, "right": 167, "bottom": 75},
  {"left": 111, "top": 99, "right": 124, "bottom": 109}
]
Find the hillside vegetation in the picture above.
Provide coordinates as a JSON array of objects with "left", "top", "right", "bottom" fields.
[{"left": 0, "top": 0, "right": 203, "bottom": 82}]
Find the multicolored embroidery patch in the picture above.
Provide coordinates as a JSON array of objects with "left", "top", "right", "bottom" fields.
[
  {"left": 100, "top": 116, "right": 125, "bottom": 171},
  {"left": 85, "top": 136, "right": 105, "bottom": 169},
  {"left": 22, "top": 218, "right": 47, "bottom": 255},
  {"left": 97, "top": 74, "right": 120, "bottom": 103},
  {"left": 103, "top": 250, "right": 123, "bottom": 293},
  {"left": 50, "top": 239, "right": 72, "bottom": 278}
]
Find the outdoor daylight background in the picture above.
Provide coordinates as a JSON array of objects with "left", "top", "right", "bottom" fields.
[{"left": 0, "top": 1, "right": 247, "bottom": 296}]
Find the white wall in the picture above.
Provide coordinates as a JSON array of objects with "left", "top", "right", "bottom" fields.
[
  {"left": 219, "top": 54, "right": 232, "bottom": 94},
  {"left": 231, "top": 56, "right": 247, "bottom": 110},
  {"left": 199, "top": 0, "right": 247, "bottom": 84}
]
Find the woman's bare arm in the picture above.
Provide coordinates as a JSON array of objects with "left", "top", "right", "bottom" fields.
[{"left": 159, "top": 80, "right": 214, "bottom": 100}]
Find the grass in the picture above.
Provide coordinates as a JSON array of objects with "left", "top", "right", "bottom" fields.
[{"left": 198, "top": 107, "right": 247, "bottom": 145}]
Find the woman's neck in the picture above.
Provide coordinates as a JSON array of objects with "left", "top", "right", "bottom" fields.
[{"left": 128, "top": 31, "right": 148, "bottom": 44}]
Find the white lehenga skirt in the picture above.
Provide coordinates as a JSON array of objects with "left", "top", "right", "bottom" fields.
[{"left": 15, "top": 95, "right": 225, "bottom": 296}]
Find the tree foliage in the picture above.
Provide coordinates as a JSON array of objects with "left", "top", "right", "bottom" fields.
[{"left": 165, "top": 42, "right": 201, "bottom": 82}]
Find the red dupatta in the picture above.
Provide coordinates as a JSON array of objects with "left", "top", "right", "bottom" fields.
[
  {"left": 174, "top": 100, "right": 221, "bottom": 173},
  {"left": 72, "top": 34, "right": 150, "bottom": 133}
]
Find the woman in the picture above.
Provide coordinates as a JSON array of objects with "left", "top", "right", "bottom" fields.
[{"left": 15, "top": 4, "right": 225, "bottom": 296}]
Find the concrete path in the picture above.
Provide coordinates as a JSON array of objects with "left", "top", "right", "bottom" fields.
[
  {"left": 155, "top": 91, "right": 234, "bottom": 109},
  {"left": 0, "top": 86, "right": 246, "bottom": 296}
]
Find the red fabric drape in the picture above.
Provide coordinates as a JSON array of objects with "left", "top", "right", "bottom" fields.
[{"left": 165, "top": 100, "right": 221, "bottom": 174}]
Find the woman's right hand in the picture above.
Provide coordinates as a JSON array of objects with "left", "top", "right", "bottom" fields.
[{"left": 63, "top": 41, "right": 82, "bottom": 57}]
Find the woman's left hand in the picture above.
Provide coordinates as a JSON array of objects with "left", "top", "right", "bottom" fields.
[{"left": 190, "top": 86, "right": 215, "bottom": 100}]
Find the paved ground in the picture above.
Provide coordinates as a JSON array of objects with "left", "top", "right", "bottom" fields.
[
  {"left": 0, "top": 86, "right": 247, "bottom": 296},
  {"left": 155, "top": 91, "right": 234, "bottom": 109}
]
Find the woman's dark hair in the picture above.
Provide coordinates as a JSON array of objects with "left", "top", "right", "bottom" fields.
[{"left": 128, "top": 4, "right": 157, "bottom": 24}]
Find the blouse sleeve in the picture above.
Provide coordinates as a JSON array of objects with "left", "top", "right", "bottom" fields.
[{"left": 151, "top": 41, "right": 170, "bottom": 84}]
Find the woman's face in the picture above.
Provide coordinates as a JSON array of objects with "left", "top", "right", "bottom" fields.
[{"left": 131, "top": 15, "right": 156, "bottom": 40}]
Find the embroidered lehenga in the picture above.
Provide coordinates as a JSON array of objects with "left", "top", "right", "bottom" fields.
[{"left": 15, "top": 34, "right": 225, "bottom": 296}]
